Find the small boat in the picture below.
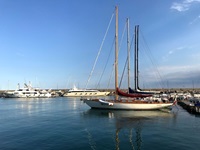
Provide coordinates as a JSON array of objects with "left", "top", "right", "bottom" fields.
[
  {"left": 4, "top": 83, "right": 52, "bottom": 98},
  {"left": 82, "top": 6, "right": 175, "bottom": 110},
  {"left": 63, "top": 85, "right": 110, "bottom": 97}
]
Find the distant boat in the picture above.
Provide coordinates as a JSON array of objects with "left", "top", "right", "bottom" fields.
[
  {"left": 63, "top": 85, "right": 110, "bottom": 97},
  {"left": 4, "top": 83, "right": 52, "bottom": 98},
  {"left": 82, "top": 6, "right": 175, "bottom": 110}
]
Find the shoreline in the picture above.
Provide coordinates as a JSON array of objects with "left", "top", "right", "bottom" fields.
[{"left": 1, "top": 88, "right": 200, "bottom": 97}]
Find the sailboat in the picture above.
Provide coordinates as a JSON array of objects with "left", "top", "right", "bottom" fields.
[
  {"left": 117, "top": 24, "right": 154, "bottom": 98},
  {"left": 82, "top": 6, "right": 175, "bottom": 110}
]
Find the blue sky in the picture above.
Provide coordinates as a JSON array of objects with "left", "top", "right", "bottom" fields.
[{"left": 0, "top": 0, "right": 200, "bottom": 90}]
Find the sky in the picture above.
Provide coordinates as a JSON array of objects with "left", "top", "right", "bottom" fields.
[{"left": 0, "top": 0, "right": 200, "bottom": 90}]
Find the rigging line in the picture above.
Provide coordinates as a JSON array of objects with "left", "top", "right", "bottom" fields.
[
  {"left": 107, "top": 63, "right": 115, "bottom": 88},
  {"left": 117, "top": 21, "right": 128, "bottom": 88},
  {"left": 85, "top": 11, "right": 114, "bottom": 89},
  {"left": 107, "top": 21, "right": 127, "bottom": 89},
  {"left": 96, "top": 37, "right": 115, "bottom": 89},
  {"left": 119, "top": 21, "right": 127, "bottom": 54},
  {"left": 119, "top": 29, "right": 135, "bottom": 89},
  {"left": 139, "top": 40, "right": 162, "bottom": 88},
  {"left": 143, "top": 41, "right": 165, "bottom": 88},
  {"left": 140, "top": 30, "right": 166, "bottom": 88},
  {"left": 119, "top": 57, "right": 128, "bottom": 88},
  {"left": 139, "top": 47, "right": 163, "bottom": 89}
]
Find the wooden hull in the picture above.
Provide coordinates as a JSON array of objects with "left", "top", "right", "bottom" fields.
[{"left": 83, "top": 99, "right": 173, "bottom": 110}]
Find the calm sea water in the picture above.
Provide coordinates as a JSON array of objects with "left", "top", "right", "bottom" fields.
[{"left": 0, "top": 97, "right": 200, "bottom": 150}]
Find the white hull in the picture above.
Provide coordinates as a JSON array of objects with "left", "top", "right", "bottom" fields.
[
  {"left": 63, "top": 91, "right": 110, "bottom": 97},
  {"left": 4, "top": 83, "right": 52, "bottom": 98},
  {"left": 84, "top": 99, "right": 173, "bottom": 110},
  {"left": 4, "top": 93, "right": 51, "bottom": 98}
]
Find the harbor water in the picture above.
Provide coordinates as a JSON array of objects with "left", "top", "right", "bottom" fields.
[{"left": 0, "top": 97, "right": 200, "bottom": 150}]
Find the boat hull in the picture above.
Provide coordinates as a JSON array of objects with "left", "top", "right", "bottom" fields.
[
  {"left": 4, "top": 93, "right": 52, "bottom": 98},
  {"left": 84, "top": 99, "right": 173, "bottom": 110},
  {"left": 63, "top": 92, "right": 110, "bottom": 97}
]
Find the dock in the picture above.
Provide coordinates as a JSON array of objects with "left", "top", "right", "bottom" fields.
[{"left": 178, "top": 99, "right": 200, "bottom": 114}]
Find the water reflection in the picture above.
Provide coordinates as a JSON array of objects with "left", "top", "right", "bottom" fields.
[{"left": 83, "top": 109, "right": 176, "bottom": 150}]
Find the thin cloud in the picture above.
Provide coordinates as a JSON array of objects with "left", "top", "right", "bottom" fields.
[
  {"left": 145, "top": 65, "right": 194, "bottom": 81},
  {"left": 171, "top": 0, "right": 200, "bottom": 12},
  {"left": 158, "top": 65, "right": 197, "bottom": 75},
  {"left": 171, "top": 2, "right": 190, "bottom": 12},
  {"left": 138, "top": 64, "right": 200, "bottom": 88},
  {"left": 162, "top": 47, "right": 185, "bottom": 61},
  {"left": 189, "top": 15, "right": 200, "bottom": 24},
  {"left": 160, "top": 65, "right": 200, "bottom": 88},
  {"left": 169, "top": 47, "right": 184, "bottom": 54}
]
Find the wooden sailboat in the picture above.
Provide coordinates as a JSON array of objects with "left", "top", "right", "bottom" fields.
[
  {"left": 117, "top": 22, "right": 154, "bottom": 98},
  {"left": 82, "top": 6, "right": 175, "bottom": 110}
]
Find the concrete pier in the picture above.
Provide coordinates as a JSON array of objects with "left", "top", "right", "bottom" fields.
[{"left": 178, "top": 100, "right": 200, "bottom": 114}]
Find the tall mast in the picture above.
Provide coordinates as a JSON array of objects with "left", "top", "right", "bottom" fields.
[
  {"left": 134, "top": 25, "right": 139, "bottom": 91},
  {"left": 127, "top": 18, "right": 130, "bottom": 92},
  {"left": 115, "top": 6, "right": 119, "bottom": 99}
]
